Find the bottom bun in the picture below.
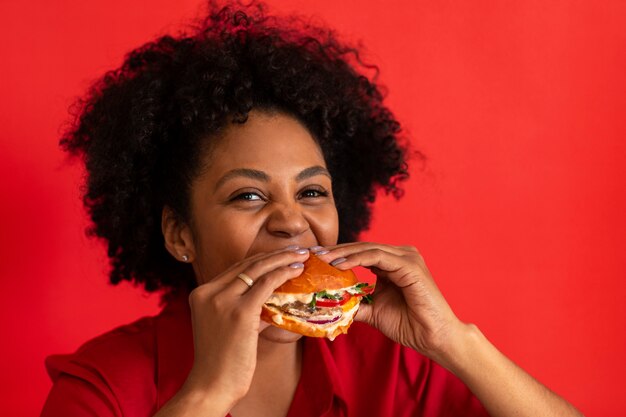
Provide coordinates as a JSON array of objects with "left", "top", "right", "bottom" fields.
[{"left": 261, "top": 302, "right": 360, "bottom": 341}]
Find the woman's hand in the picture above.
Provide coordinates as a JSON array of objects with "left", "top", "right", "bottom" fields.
[
  {"left": 316, "top": 242, "right": 462, "bottom": 362},
  {"left": 175, "top": 247, "right": 310, "bottom": 413},
  {"left": 317, "top": 243, "right": 585, "bottom": 417}
]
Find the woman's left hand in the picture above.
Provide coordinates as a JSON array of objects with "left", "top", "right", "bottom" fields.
[
  {"left": 318, "top": 242, "right": 586, "bottom": 417},
  {"left": 316, "top": 242, "right": 463, "bottom": 362}
]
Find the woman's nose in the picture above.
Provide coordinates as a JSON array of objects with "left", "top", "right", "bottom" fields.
[{"left": 265, "top": 203, "right": 309, "bottom": 238}]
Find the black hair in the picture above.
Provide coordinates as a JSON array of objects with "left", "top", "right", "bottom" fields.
[{"left": 61, "top": 1, "right": 410, "bottom": 293}]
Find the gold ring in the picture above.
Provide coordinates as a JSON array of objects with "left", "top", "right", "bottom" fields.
[{"left": 237, "top": 273, "right": 254, "bottom": 288}]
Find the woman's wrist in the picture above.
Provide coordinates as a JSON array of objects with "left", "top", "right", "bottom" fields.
[{"left": 427, "top": 320, "right": 483, "bottom": 376}]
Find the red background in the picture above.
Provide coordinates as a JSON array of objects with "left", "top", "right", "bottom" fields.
[{"left": 1, "top": 1, "right": 625, "bottom": 415}]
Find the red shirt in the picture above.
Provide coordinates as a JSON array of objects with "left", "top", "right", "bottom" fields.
[{"left": 41, "top": 296, "right": 488, "bottom": 416}]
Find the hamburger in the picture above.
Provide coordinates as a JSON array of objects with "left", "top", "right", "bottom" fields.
[{"left": 261, "top": 255, "right": 374, "bottom": 340}]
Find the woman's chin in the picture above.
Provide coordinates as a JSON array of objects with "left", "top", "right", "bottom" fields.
[{"left": 259, "top": 324, "right": 304, "bottom": 343}]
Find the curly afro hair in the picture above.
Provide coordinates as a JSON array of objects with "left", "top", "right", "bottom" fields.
[{"left": 61, "top": 1, "right": 409, "bottom": 293}]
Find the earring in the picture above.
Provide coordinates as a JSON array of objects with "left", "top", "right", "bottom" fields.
[{"left": 181, "top": 255, "right": 189, "bottom": 262}]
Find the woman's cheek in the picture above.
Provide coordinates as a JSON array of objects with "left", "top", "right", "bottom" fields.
[{"left": 308, "top": 205, "right": 339, "bottom": 245}]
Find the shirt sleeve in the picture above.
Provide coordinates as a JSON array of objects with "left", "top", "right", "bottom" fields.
[
  {"left": 40, "top": 355, "right": 121, "bottom": 417},
  {"left": 41, "top": 375, "right": 118, "bottom": 417}
]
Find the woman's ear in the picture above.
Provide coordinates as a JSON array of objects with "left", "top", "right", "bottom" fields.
[{"left": 162, "top": 206, "right": 196, "bottom": 263}]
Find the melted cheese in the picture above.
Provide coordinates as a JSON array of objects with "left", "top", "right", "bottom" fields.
[
  {"left": 265, "top": 292, "right": 314, "bottom": 305},
  {"left": 341, "top": 296, "right": 359, "bottom": 312}
]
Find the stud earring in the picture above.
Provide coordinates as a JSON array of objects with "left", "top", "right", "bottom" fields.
[{"left": 181, "top": 255, "right": 189, "bottom": 262}]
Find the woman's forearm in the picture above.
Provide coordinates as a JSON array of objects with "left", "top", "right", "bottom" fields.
[{"left": 439, "top": 323, "right": 584, "bottom": 417}]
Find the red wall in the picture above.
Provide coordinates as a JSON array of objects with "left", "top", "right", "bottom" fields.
[{"left": 1, "top": 1, "right": 625, "bottom": 415}]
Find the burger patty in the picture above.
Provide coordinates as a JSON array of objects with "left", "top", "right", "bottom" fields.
[{"left": 266, "top": 301, "right": 343, "bottom": 320}]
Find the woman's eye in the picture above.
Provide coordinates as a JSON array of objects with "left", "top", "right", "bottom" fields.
[
  {"left": 300, "top": 188, "right": 329, "bottom": 199},
  {"left": 232, "top": 192, "right": 263, "bottom": 201}
]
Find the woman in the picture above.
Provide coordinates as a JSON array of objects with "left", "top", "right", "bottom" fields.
[{"left": 42, "top": 2, "right": 583, "bottom": 416}]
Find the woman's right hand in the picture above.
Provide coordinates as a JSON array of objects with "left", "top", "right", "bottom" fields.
[{"left": 176, "top": 247, "right": 310, "bottom": 413}]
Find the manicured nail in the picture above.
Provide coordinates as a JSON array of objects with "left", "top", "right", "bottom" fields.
[
  {"left": 314, "top": 249, "right": 330, "bottom": 255},
  {"left": 309, "top": 246, "right": 324, "bottom": 253},
  {"left": 330, "top": 257, "right": 347, "bottom": 266},
  {"left": 289, "top": 262, "right": 305, "bottom": 268},
  {"left": 285, "top": 245, "right": 300, "bottom": 250},
  {"left": 293, "top": 248, "right": 309, "bottom": 255}
]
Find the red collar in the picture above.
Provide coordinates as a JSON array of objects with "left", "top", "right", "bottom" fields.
[{"left": 289, "top": 336, "right": 347, "bottom": 417}]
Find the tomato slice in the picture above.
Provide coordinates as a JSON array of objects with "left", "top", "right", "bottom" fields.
[
  {"left": 315, "top": 292, "right": 350, "bottom": 307},
  {"left": 359, "top": 284, "right": 374, "bottom": 295}
]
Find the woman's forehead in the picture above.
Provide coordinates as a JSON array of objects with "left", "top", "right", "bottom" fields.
[{"left": 201, "top": 111, "right": 327, "bottom": 178}]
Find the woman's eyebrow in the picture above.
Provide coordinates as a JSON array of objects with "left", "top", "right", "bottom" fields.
[
  {"left": 215, "top": 166, "right": 331, "bottom": 191},
  {"left": 215, "top": 168, "right": 270, "bottom": 191},
  {"left": 296, "top": 166, "right": 331, "bottom": 182}
]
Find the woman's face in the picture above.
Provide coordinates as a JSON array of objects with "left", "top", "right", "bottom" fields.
[{"left": 187, "top": 110, "right": 339, "bottom": 286}]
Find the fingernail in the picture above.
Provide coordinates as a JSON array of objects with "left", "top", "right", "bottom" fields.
[
  {"left": 293, "top": 248, "right": 309, "bottom": 255},
  {"left": 309, "top": 245, "right": 324, "bottom": 253},
  {"left": 285, "top": 245, "right": 300, "bottom": 250},
  {"left": 289, "top": 262, "right": 305, "bottom": 268},
  {"left": 330, "top": 257, "right": 347, "bottom": 266},
  {"left": 314, "top": 249, "right": 330, "bottom": 255}
]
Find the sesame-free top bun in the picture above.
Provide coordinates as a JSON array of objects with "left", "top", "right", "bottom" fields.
[{"left": 274, "top": 255, "right": 358, "bottom": 294}]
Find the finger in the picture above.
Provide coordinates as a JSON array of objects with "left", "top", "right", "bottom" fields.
[
  {"left": 354, "top": 302, "right": 373, "bottom": 324},
  {"left": 242, "top": 264, "right": 307, "bottom": 307},
  {"left": 219, "top": 248, "right": 310, "bottom": 293},
  {"left": 317, "top": 242, "right": 409, "bottom": 262},
  {"left": 326, "top": 241, "right": 410, "bottom": 254},
  {"left": 321, "top": 247, "right": 403, "bottom": 271},
  {"left": 211, "top": 246, "right": 305, "bottom": 286},
  {"left": 242, "top": 248, "right": 309, "bottom": 282},
  {"left": 321, "top": 248, "right": 421, "bottom": 288},
  {"left": 258, "top": 321, "right": 272, "bottom": 332}
]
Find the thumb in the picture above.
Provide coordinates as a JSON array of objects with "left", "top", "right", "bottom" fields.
[
  {"left": 355, "top": 303, "right": 373, "bottom": 324},
  {"left": 259, "top": 320, "right": 272, "bottom": 333}
]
